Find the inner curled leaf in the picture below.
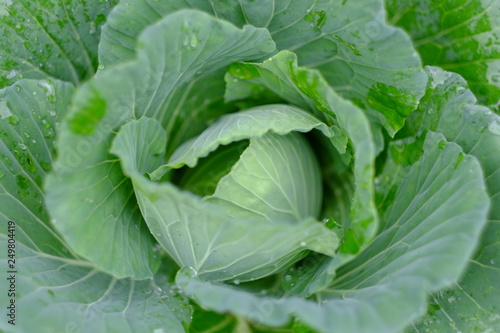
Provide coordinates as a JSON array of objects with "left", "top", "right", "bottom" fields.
[{"left": 175, "top": 131, "right": 323, "bottom": 224}]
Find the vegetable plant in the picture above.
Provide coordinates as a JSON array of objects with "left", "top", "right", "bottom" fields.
[{"left": 0, "top": 1, "right": 499, "bottom": 332}]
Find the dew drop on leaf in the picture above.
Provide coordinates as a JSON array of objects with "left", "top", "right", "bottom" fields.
[
  {"left": 180, "top": 266, "right": 198, "bottom": 277},
  {"left": 153, "top": 328, "right": 166, "bottom": 333},
  {"left": 6, "top": 70, "right": 16, "bottom": 79},
  {"left": 487, "top": 119, "right": 500, "bottom": 135},
  {"left": 41, "top": 161, "right": 51, "bottom": 170},
  {"left": 0, "top": 101, "right": 12, "bottom": 119},
  {"left": 89, "top": 21, "right": 96, "bottom": 35}
]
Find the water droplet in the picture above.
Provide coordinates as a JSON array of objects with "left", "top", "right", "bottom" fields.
[
  {"left": 18, "top": 143, "right": 26, "bottom": 150},
  {"left": 182, "top": 266, "right": 197, "bottom": 277},
  {"left": 38, "top": 80, "right": 56, "bottom": 103},
  {"left": 89, "top": 21, "right": 96, "bottom": 35},
  {"left": 41, "top": 161, "right": 51, "bottom": 170},
  {"left": 233, "top": 279, "right": 240, "bottom": 285},
  {"left": 447, "top": 296, "right": 456, "bottom": 303},
  {"left": 300, "top": 241, "right": 307, "bottom": 246},
  {"left": 155, "top": 233, "right": 161, "bottom": 237},
  {"left": 153, "top": 328, "right": 166, "bottom": 333},
  {"left": 6, "top": 70, "right": 16, "bottom": 79},
  {"left": 84, "top": 197, "right": 94, "bottom": 204},
  {"left": 44, "top": 130, "right": 54, "bottom": 138},
  {"left": 134, "top": 224, "right": 139, "bottom": 230},
  {"left": 32, "top": 91, "right": 37, "bottom": 96},
  {"left": 0, "top": 101, "right": 12, "bottom": 120},
  {"left": 487, "top": 119, "right": 500, "bottom": 135},
  {"left": 284, "top": 275, "right": 292, "bottom": 281},
  {"left": 32, "top": 139, "right": 36, "bottom": 143},
  {"left": 152, "top": 244, "right": 162, "bottom": 252},
  {"left": 15, "top": 23, "right": 21, "bottom": 29},
  {"left": 489, "top": 314, "right": 500, "bottom": 323},
  {"left": 189, "top": 34, "right": 199, "bottom": 48},
  {"left": 491, "top": 259, "right": 496, "bottom": 265},
  {"left": 427, "top": 107, "right": 435, "bottom": 115}
]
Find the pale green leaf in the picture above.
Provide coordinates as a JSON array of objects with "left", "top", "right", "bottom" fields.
[{"left": 209, "top": 132, "right": 322, "bottom": 224}]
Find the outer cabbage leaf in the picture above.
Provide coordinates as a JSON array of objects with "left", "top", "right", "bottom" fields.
[
  {"left": 110, "top": 117, "right": 338, "bottom": 282},
  {"left": 177, "top": 268, "right": 425, "bottom": 333},
  {"left": 0, "top": 237, "right": 190, "bottom": 333},
  {"left": 99, "top": 0, "right": 426, "bottom": 136},
  {"left": 0, "top": 0, "right": 118, "bottom": 87},
  {"left": 387, "top": 0, "right": 500, "bottom": 112},
  {"left": 175, "top": 131, "right": 489, "bottom": 333},
  {"left": 0, "top": 79, "right": 190, "bottom": 333},
  {"left": 398, "top": 67, "right": 500, "bottom": 332},
  {"left": 0, "top": 79, "right": 73, "bottom": 257}
]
